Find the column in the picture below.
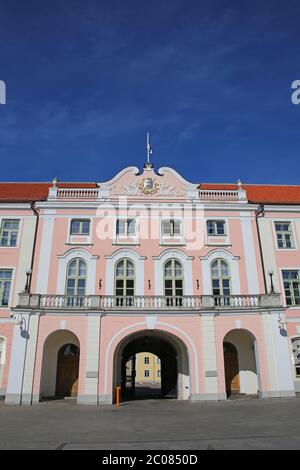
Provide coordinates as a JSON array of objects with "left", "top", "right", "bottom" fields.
[
  {"left": 21, "top": 314, "right": 40, "bottom": 404},
  {"left": 261, "top": 311, "right": 295, "bottom": 398},
  {"left": 5, "top": 313, "right": 30, "bottom": 405},
  {"left": 77, "top": 315, "right": 101, "bottom": 405},
  {"left": 202, "top": 314, "right": 226, "bottom": 401}
]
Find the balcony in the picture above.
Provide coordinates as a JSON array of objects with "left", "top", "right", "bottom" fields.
[{"left": 16, "top": 293, "right": 282, "bottom": 311}]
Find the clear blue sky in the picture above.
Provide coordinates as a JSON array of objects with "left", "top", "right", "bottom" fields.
[{"left": 0, "top": 0, "right": 299, "bottom": 184}]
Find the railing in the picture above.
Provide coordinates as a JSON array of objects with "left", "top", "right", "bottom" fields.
[
  {"left": 213, "top": 295, "right": 260, "bottom": 308},
  {"left": 40, "top": 295, "right": 92, "bottom": 309},
  {"left": 100, "top": 295, "right": 203, "bottom": 310},
  {"left": 17, "top": 293, "right": 271, "bottom": 311},
  {"left": 56, "top": 188, "right": 99, "bottom": 199},
  {"left": 199, "top": 190, "right": 239, "bottom": 201}
]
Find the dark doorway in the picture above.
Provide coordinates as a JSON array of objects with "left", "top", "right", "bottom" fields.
[
  {"left": 223, "top": 341, "right": 240, "bottom": 396},
  {"left": 55, "top": 343, "right": 80, "bottom": 397},
  {"left": 120, "top": 334, "right": 178, "bottom": 401}
]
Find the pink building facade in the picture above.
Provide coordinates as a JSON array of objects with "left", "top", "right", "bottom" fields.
[{"left": 0, "top": 164, "right": 299, "bottom": 405}]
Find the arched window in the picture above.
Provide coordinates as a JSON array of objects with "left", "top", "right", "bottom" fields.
[
  {"left": 115, "top": 259, "right": 135, "bottom": 306},
  {"left": 292, "top": 338, "right": 300, "bottom": 378},
  {"left": 211, "top": 259, "right": 231, "bottom": 306},
  {"left": 65, "top": 258, "right": 87, "bottom": 306},
  {"left": 164, "top": 259, "right": 183, "bottom": 306}
]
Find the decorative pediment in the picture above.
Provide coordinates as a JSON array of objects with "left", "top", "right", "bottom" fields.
[{"left": 97, "top": 165, "right": 199, "bottom": 200}]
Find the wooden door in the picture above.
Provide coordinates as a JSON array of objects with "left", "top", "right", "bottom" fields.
[
  {"left": 56, "top": 344, "right": 80, "bottom": 397},
  {"left": 223, "top": 342, "right": 240, "bottom": 395}
]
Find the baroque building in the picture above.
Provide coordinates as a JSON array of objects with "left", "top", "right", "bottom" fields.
[{"left": 0, "top": 163, "right": 299, "bottom": 405}]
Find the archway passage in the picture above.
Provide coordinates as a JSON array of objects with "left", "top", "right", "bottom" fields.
[
  {"left": 114, "top": 330, "right": 190, "bottom": 402},
  {"left": 223, "top": 330, "right": 259, "bottom": 398},
  {"left": 126, "top": 352, "right": 162, "bottom": 399},
  {"left": 40, "top": 330, "right": 80, "bottom": 401},
  {"left": 55, "top": 344, "right": 80, "bottom": 398}
]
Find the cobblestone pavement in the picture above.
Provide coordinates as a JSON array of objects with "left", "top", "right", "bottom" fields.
[{"left": 1, "top": 396, "right": 300, "bottom": 450}]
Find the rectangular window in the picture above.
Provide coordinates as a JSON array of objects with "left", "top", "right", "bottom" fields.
[
  {"left": 116, "top": 219, "right": 136, "bottom": 236},
  {"left": 157, "top": 357, "right": 161, "bottom": 364},
  {"left": 157, "top": 370, "right": 161, "bottom": 378},
  {"left": 282, "top": 270, "right": 300, "bottom": 306},
  {"left": 70, "top": 219, "right": 90, "bottom": 235},
  {"left": 0, "top": 220, "right": 20, "bottom": 247},
  {"left": 275, "top": 222, "right": 294, "bottom": 249},
  {"left": 0, "top": 270, "right": 13, "bottom": 306},
  {"left": 144, "top": 357, "right": 150, "bottom": 364},
  {"left": 162, "top": 220, "right": 181, "bottom": 236},
  {"left": 144, "top": 370, "right": 150, "bottom": 378},
  {"left": 207, "top": 220, "right": 226, "bottom": 236}
]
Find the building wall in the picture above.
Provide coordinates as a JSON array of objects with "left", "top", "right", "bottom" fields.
[
  {"left": 257, "top": 210, "right": 300, "bottom": 392},
  {"left": 1, "top": 167, "right": 299, "bottom": 404},
  {"left": 0, "top": 207, "right": 37, "bottom": 395},
  {"left": 135, "top": 352, "right": 161, "bottom": 384}
]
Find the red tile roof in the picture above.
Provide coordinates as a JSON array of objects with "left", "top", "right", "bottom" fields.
[
  {"left": 0, "top": 182, "right": 97, "bottom": 202},
  {"left": 0, "top": 181, "right": 299, "bottom": 204},
  {"left": 200, "top": 183, "right": 300, "bottom": 204},
  {"left": 0, "top": 183, "right": 51, "bottom": 202}
]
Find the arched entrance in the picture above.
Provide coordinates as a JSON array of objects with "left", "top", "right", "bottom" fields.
[
  {"left": 40, "top": 330, "right": 80, "bottom": 400},
  {"left": 223, "top": 330, "right": 259, "bottom": 397},
  {"left": 55, "top": 344, "right": 80, "bottom": 397},
  {"left": 113, "top": 330, "right": 190, "bottom": 402}
]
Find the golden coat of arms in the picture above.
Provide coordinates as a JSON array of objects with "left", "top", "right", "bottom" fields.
[{"left": 138, "top": 177, "right": 160, "bottom": 194}]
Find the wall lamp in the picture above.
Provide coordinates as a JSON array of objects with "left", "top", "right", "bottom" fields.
[
  {"left": 98, "top": 279, "right": 102, "bottom": 290},
  {"left": 24, "top": 269, "right": 32, "bottom": 294},
  {"left": 278, "top": 313, "right": 287, "bottom": 330},
  {"left": 267, "top": 269, "right": 275, "bottom": 294},
  {"left": 196, "top": 280, "right": 200, "bottom": 290},
  {"left": 148, "top": 280, "right": 151, "bottom": 290}
]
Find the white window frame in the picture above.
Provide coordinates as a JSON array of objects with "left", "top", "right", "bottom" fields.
[
  {"left": 206, "top": 220, "right": 227, "bottom": 236},
  {"left": 281, "top": 269, "right": 300, "bottom": 307},
  {"left": 116, "top": 218, "right": 136, "bottom": 236},
  {"left": 161, "top": 219, "right": 182, "bottom": 237},
  {"left": 57, "top": 249, "right": 98, "bottom": 295},
  {"left": 70, "top": 219, "right": 91, "bottom": 236},
  {"left": 66, "top": 217, "right": 93, "bottom": 245},
  {"left": 144, "top": 370, "right": 150, "bottom": 378},
  {"left": 164, "top": 258, "right": 184, "bottom": 297},
  {"left": 65, "top": 258, "right": 87, "bottom": 296},
  {"left": 0, "top": 218, "right": 22, "bottom": 249},
  {"left": 0, "top": 267, "right": 14, "bottom": 308},
  {"left": 114, "top": 217, "right": 139, "bottom": 245},
  {"left": 153, "top": 249, "right": 194, "bottom": 296},
  {"left": 105, "top": 249, "right": 145, "bottom": 295},
  {"left": 200, "top": 249, "right": 241, "bottom": 295},
  {"left": 160, "top": 218, "right": 185, "bottom": 246},
  {"left": 211, "top": 258, "right": 232, "bottom": 297},
  {"left": 274, "top": 221, "right": 295, "bottom": 250},
  {"left": 205, "top": 218, "right": 230, "bottom": 247},
  {"left": 114, "top": 258, "right": 135, "bottom": 297}
]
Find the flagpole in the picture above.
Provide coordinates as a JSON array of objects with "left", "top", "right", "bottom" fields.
[{"left": 147, "top": 132, "right": 150, "bottom": 164}]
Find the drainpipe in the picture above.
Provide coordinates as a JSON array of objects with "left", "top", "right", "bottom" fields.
[
  {"left": 19, "top": 201, "right": 40, "bottom": 405},
  {"left": 255, "top": 204, "right": 268, "bottom": 294},
  {"left": 28, "top": 201, "right": 39, "bottom": 294}
]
